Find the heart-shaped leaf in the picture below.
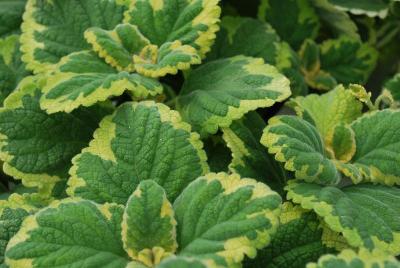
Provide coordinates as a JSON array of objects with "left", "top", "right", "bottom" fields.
[
  {"left": 68, "top": 101, "right": 208, "bottom": 204},
  {"left": 5, "top": 199, "right": 129, "bottom": 267}
]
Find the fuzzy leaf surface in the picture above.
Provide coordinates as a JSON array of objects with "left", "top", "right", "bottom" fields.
[
  {"left": 177, "top": 56, "right": 291, "bottom": 135},
  {"left": 0, "top": 76, "right": 112, "bottom": 195},
  {"left": 173, "top": 172, "right": 282, "bottom": 266},
  {"left": 287, "top": 181, "right": 400, "bottom": 255},
  {"left": 68, "top": 101, "right": 208, "bottom": 204}
]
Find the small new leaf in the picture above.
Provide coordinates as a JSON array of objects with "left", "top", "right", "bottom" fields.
[
  {"left": 288, "top": 85, "right": 362, "bottom": 151},
  {"left": 122, "top": 180, "right": 177, "bottom": 266},
  {"left": 261, "top": 115, "right": 341, "bottom": 185}
]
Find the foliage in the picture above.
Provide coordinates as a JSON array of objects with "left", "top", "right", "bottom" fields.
[{"left": 0, "top": 0, "right": 400, "bottom": 267}]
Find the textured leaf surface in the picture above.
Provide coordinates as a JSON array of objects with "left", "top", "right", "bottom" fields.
[
  {"left": 124, "top": 0, "right": 221, "bottom": 57},
  {"left": 122, "top": 180, "right": 177, "bottom": 266},
  {"left": 173, "top": 172, "right": 282, "bottom": 266},
  {"left": 0, "top": 76, "right": 112, "bottom": 195},
  {"left": 132, "top": 41, "right": 201, "bottom": 78},
  {"left": 5, "top": 199, "right": 129, "bottom": 267},
  {"left": 346, "top": 110, "right": 400, "bottom": 185},
  {"left": 177, "top": 56, "right": 291, "bottom": 135},
  {"left": 258, "top": 0, "right": 320, "bottom": 49},
  {"left": 320, "top": 37, "right": 378, "bottom": 85},
  {"left": 307, "top": 248, "right": 400, "bottom": 268},
  {"left": 207, "top": 16, "right": 307, "bottom": 97},
  {"left": 327, "top": 0, "right": 390, "bottom": 18},
  {"left": 0, "top": 35, "right": 30, "bottom": 105},
  {"left": 261, "top": 115, "right": 340, "bottom": 185},
  {"left": 287, "top": 181, "right": 400, "bottom": 255},
  {"left": 288, "top": 85, "right": 362, "bottom": 148},
  {"left": 222, "top": 112, "right": 288, "bottom": 194},
  {"left": 20, "top": 0, "right": 127, "bottom": 73},
  {"left": 85, "top": 24, "right": 201, "bottom": 77},
  {"left": 40, "top": 51, "right": 163, "bottom": 113},
  {"left": 244, "top": 202, "right": 335, "bottom": 268},
  {"left": 68, "top": 101, "right": 208, "bottom": 204},
  {"left": 84, "top": 23, "right": 150, "bottom": 72},
  {"left": 0, "top": 193, "right": 50, "bottom": 265},
  {"left": 0, "top": 0, "right": 26, "bottom": 37}
]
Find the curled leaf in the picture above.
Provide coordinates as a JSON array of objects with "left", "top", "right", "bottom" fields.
[{"left": 261, "top": 115, "right": 341, "bottom": 185}]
